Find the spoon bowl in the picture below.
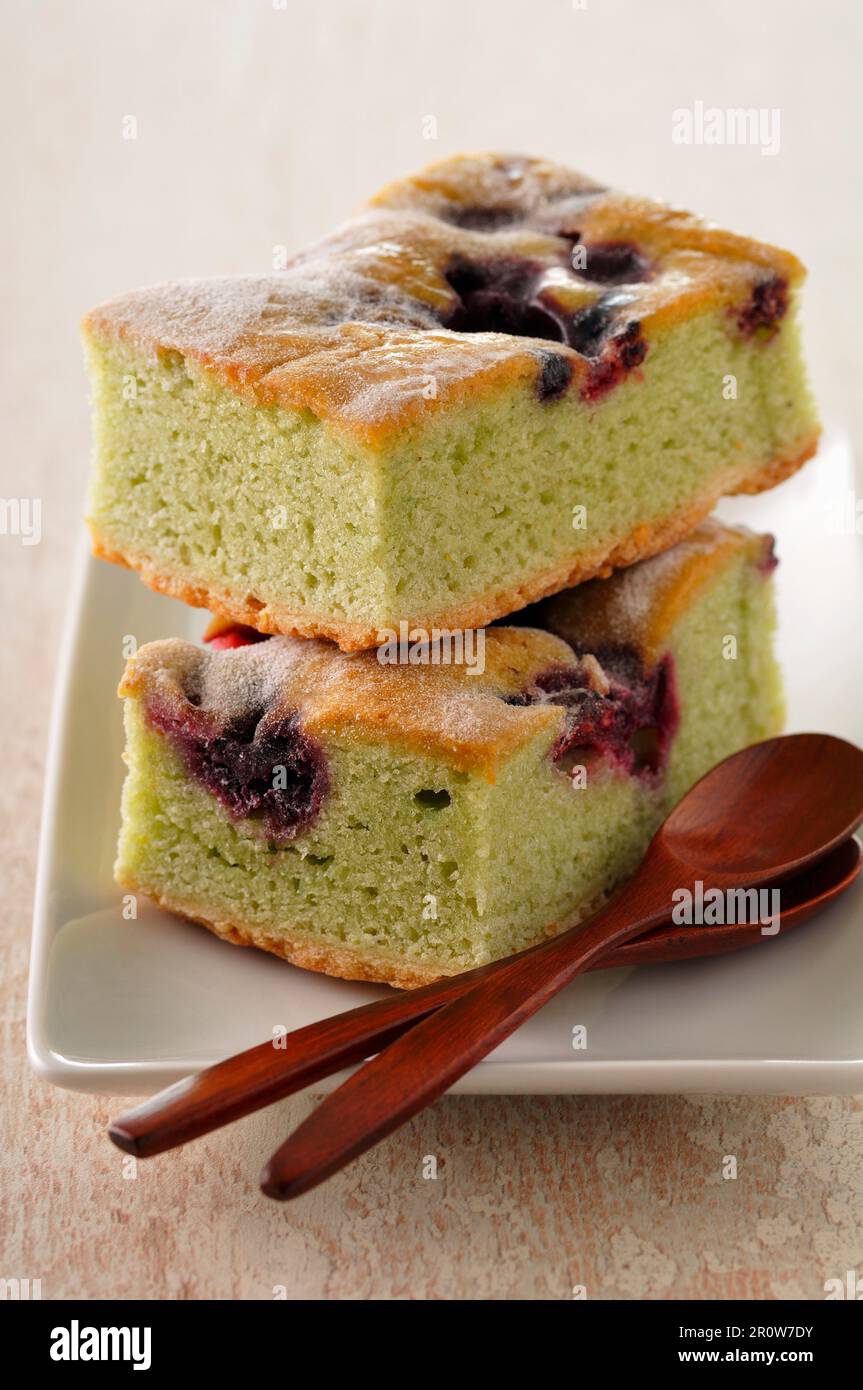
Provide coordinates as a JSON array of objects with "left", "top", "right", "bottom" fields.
[{"left": 661, "top": 734, "right": 863, "bottom": 880}]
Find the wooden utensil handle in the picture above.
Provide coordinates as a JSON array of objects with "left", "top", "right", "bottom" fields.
[
  {"left": 261, "top": 861, "right": 677, "bottom": 1199},
  {"left": 112, "top": 835, "right": 847, "bottom": 1162},
  {"left": 108, "top": 979, "right": 456, "bottom": 1157},
  {"left": 109, "top": 853, "right": 677, "bottom": 1157}
]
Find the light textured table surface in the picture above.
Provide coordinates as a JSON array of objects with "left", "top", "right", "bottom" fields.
[{"left": 2, "top": 0, "right": 862, "bottom": 1300}]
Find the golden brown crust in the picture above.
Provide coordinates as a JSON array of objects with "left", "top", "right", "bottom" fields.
[
  {"left": 539, "top": 520, "right": 771, "bottom": 665},
  {"left": 119, "top": 621, "right": 571, "bottom": 779},
  {"left": 116, "top": 872, "right": 595, "bottom": 990},
  {"left": 90, "top": 433, "right": 816, "bottom": 652},
  {"left": 83, "top": 151, "right": 807, "bottom": 445},
  {"left": 118, "top": 873, "right": 459, "bottom": 988}
]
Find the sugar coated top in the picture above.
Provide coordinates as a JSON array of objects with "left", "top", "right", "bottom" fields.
[{"left": 85, "top": 153, "right": 803, "bottom": 443}]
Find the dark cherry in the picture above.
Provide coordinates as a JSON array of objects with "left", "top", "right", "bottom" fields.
[
  {"left": 148, "top": 699, "right": 329, "bottom": 843},
  {"left": 567, "top": 301, "right": 616, "bottom": 357},
  {"left": 757, "top": 536, "right": 779, "bottom": 576},
  {"left": 537, "top": 350, "right": 574, "bottom": 401},
  {"left": 440, "top": 205, "right": 523, "bottom": 231},
  {"left": 574, "top": 241, "right": 652, "bottom": 286},
  {"left": 204, "top": 624, "right": 269, "bottom": 651},
  {"left": 581, "top": 320, "right": 647, "bottom": 402},
  {"left": 735, "top": 275, "right": 788, "bottom": 338},
  {"left": 443, "top": 255, "right": 555, "bottom": 339},
  {"left": 444, "top": 256, "right": 536, "bottom": 299},
  {"left": 442, "top": 255, "right": 648, "bottom": 402},
  {"left": 506, "top": 652, "right": 679, "bottom": 777},
  {"left": 449, "top": 288, "right": 562, "bottom": 340},
  {"left": 553, "top": 222, "right": 582, "bottom": 245},
  {"left": 443, "top": 255, "right": 572, "bottom": 400}
]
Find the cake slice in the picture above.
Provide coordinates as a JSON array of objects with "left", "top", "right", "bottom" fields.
[
  {"left": 84, "top": 153, "right": 817, "bottom": 651},
  {"left": 114, "top": 521, "right": 783, "bottom": 988}
]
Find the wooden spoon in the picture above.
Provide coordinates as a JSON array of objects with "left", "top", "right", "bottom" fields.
[
  {"left": 260, "top": 733, "right": 863, "bottom": 1199},
  {"left": 109, "top": 834, "right": 860, "bottom": 1160}
]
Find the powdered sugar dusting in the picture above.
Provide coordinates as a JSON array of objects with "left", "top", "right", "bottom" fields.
[
  {"left": 125, "top": 627, "right": 579, "bottom": 776},
  {"left": 85, "top": 153, "right": 795, "bottom": 440},
  {"left": 539, "top": 519, "right": 760, "bottom": 659}
]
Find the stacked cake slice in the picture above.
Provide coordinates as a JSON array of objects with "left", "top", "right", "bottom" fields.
[{"left": 85, "top": 153, "right": 816, "bottom": 986}]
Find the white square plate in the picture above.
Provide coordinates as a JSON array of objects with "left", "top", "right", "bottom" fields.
[{"left": 27, "top": 434, "right": 863, "bottom": 1096}]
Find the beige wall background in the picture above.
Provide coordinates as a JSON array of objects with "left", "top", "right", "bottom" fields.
[{"left": 2, "top": 0, "right": 862, "bottom": 1299}]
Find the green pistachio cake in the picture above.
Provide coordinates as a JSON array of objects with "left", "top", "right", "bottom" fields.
[
  {"left": 115, "top": 520, "right": 783, "bottom": 988},
  {"left": 84, "top": 153, "right": 817, "bottom": 651}
]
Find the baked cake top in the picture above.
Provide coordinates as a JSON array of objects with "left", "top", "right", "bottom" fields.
[
  {"left": 85, "top": 152, "right": 804, "bottom": 444},
  {"left": 537, "top": 518, "right": 775, "bottom": 665},
  {"left": 121, "top": 520, "right": 766, "bottom": 780}
]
